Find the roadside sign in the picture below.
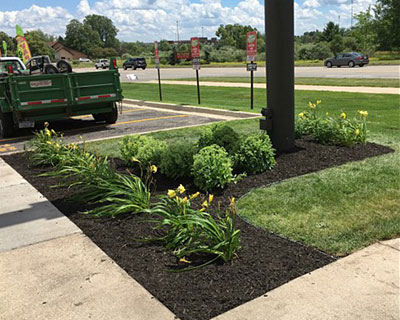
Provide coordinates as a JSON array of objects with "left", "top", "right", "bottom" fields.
[
  {"left": 192, "top": 58, "right": 201, "bottom": 70},
  {"left": 190, "top": 37, "right": 200, "bottom": 59},
  {"left": 246, "top": 31, "right": 257, "bottom": 62},
  {"left": 247, "top": 62, "right": 257, "bottom": 71},
  {"left": 154, "top": 41, "right": 160, "bottom": 67}
]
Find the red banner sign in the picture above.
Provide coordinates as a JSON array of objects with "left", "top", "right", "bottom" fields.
[
  {"left": 176, "top": 52, "right": 191, "bottom": 60},
  {"left": 154, "top": 41, "right": 160, "bottom": 65},
  {"left": 246, "top": 31, "right": 257, "bottom": 61},
  {"left": 190, "top": 37, "right": 200, "bottom": 59}
]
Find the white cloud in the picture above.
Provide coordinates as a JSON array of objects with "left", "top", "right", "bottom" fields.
[
  {"left": 0, "top": 5, "right": 73, "bottom": 36},
  {"left": 303, "top": 0, "right": 321, "bottom": 8},
  {"left": 0, "top": 0, "right": 378, "bottom": 42}
]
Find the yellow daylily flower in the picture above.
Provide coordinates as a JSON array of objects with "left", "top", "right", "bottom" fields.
[
  {"left": 190, "top": 192, "right": 200, "bottom": 199},
  {"left": 167, "top": 189, "right": 176, "bottom": 198},
  {"left": 183, "top": 197, "right": 188, "bottom": 203},
  {"left": 298, "top": 112, "right": 305, "bottom": 118},
  {"left": 130, "top": 156, "right": 140, "bottom": 163},
  {"left": 358, "top": 110, "right": 368, "bottom": 118},
  {"left": 355, "top": 128, "right": 360, "bottom": 136},
  {"left": 179, "top": 257, "right": 191, "bottom": 264},
  {"left": 317, "top": 100, "right": 322, "bottom": 105},
  {"left": 177, "top": 184, "right": 186, "bottom": 194},
  {"left": 208, "top": 194, "right": 214, "bottom": 203},
  {"left": 46, "top": 141, "right": 52, "bottom": 145},
  {"left": 202, "top": 200, "right": 208, "bottom": 208},
  {"left": 199, "top": 208, "right": 206, "bottom": 212},
  {"left": 150, "top": 165, "right": 157, "bottom": 173},
  {"left": 340, "top": 112, "right": 346, "bottom": 119}
]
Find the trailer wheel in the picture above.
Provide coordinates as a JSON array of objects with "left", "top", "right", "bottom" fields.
[
  {"left": 103, "top": 106, "right": 118, "bottom": 124},
  {"left": 92, "top": 105, "right": 118, "bottom": 124},
  {"left": 0, "top": 112, "right": 15, "bottom": 138},
  {"left": 57, "top": 60, "right": 72, "bottom": 73},
  {"left": 44, "top": 64, "right": 60, "bottom": 74}
]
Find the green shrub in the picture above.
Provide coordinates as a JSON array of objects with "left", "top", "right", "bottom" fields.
[
  {"left": 197, "top": 123, "right": 240, "bottom": 153},
  {"left": 192, "top": 145, "right": 233, "bottom": 191},
  {"left": 159, "top": 141, "right": 196, "bottom": 179},
  {"left": 120, "top": 135, "right": 166, "bottom": 167},
  {"left": 234, "top": 132, "right": 276, "bottom": 175}
]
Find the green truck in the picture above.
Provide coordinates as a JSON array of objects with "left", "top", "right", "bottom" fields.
[{"left": 0, "top": 57, "right": 123, "bottom": 137}]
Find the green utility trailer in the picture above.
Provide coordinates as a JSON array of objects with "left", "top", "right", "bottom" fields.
[{"left": 0, "top": 58, "right": 123, "bottom": 137}]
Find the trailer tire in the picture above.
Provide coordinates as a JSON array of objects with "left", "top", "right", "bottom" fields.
[
  {"left": 92, "top": 105, "right": 118, "bottom": 124},
  {"left": 44, "top": 64, "right": 60, "bottom": 74},
  {"left": 57, "top": 60, "right": 72, "bottom": 73},
  {"left": 103, "top": 106, "right": 118, "bottom": 124},
  {"left": 0, "top": 112, "right": 15, "bottom": 138}
]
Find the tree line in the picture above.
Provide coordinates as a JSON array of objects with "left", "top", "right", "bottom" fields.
[{"left": 0, "top": 0, "right": 397, "bottom": 63}]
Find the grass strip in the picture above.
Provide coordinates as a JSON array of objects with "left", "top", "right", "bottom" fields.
[{"left": 169, "top": 77, "right": 400, "bottom": 88}]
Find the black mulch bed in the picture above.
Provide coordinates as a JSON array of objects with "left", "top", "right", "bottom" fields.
[{"left": 2, "top": 138, "right": 393, "bottom": 320}]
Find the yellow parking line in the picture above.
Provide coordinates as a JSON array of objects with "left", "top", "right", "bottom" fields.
[
  {"left": 114, "top": 114, "right": 188, "bottom": 126},
  {"left": 72, "top": 108, "right": 147, "bottom": 119}
]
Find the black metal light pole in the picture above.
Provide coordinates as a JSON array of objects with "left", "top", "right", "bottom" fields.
[{"left": 260, "top": 0, "right": 295, "bottom": 152}]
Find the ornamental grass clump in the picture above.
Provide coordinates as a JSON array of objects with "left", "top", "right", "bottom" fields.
[
  {"left": 28, "top": 126, "right": 151, "bottom": 217},
  {"left": 120, "top": 135, "right": 166, "bottom": 168},
  {"left": 26, "top": 122, "right": 81, "bottom": 167},
  {"left": 147, "top": 187, "right": 241, "bottom": 271},
  {"left": 234, "top": 132, "right": 276, "bottom": 175},
  {"left": 192, "top": 144, "right": 233, "bottom": 191},
  {"left": 295, "top": 100, "right": 368, "bottom": 146}
]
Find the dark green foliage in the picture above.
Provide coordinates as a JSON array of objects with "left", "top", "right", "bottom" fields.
[
  {"left": 159, "top": 141, "right": 197, "bottom": 179},
  {"left": 197, "top": 123, "right": 240, "bottom": 153},
  {"left": 234, "top": 132, "right": 276, "bottom": 175},
  {"left": 120, "top": 135, "right": 166, "bottom": 167},
  {"left": 192, "top": 145, "right": 233, "bottom": 191}
]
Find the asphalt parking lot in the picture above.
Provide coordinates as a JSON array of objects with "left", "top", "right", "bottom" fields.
[{"left": 0, "top": 104, "right": 251, "bottom": 155}]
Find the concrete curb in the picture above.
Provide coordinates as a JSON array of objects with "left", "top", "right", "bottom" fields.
[{"left": 123, "top": 98, "right": 258, "bottom": 119}]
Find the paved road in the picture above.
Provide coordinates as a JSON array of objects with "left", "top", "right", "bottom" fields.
[{"left": 78, "top": 65, "right": 400, "bottom": 81}]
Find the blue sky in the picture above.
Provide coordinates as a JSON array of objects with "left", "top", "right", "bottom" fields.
[{"left": 0, "top": 0, "right": 376, "bottom": 41}]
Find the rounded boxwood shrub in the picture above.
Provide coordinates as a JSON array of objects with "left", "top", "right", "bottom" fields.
[
  {"left": 120, "top": 135, "right": 166, "bottom": 167},
  {"left": 197, "top": 123, "right": 240, "bottom": 153},
  {"left": 234, "top": 132, "right": 276, "bottom": 175},
  {"left": 192, "top": 144, "right": 233, "bottom": 191},
  {"left": 159, "top": 141, "right": 196, "bottom": 179}
]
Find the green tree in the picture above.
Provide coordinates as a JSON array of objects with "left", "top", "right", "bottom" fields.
[
  {"left": 321, "top": 21, "right": 340, "bottom": 42},
  {"left": 25, "top": 30, "right": 55, "bottom": 58},
  {"left": 84, "top": 15, "right": 119, "bottom": 49},
  {"left": 352, "top": 7, "right": 377, "bottom": 55},
  {"left": 374, "top": 0, "right": 400, "bottom": 50},
  {"left": 65, "top": 19, "right": 102, "bottom": 55},
  {"left": 216, "top": 24, "right": 261, "bottom": 50},
  {"left": 329, "top": 34, "right": 344, "bottom": 55},
  {"left": 158, "top": 40, "right": 171, "bottom": 51}
]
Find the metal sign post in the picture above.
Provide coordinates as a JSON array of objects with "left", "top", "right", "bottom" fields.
[
  {"left": 154, "top": 41, "right": 162, "bottom": 101},
  {"left": 191, "top": 37, "right": 201, "bottom": 104},
  {"left": 246, "top": 32, "right": 257, "bottom": 110},
  {"left": 261, "top": 0, "right": 295, "bottom": 152}
]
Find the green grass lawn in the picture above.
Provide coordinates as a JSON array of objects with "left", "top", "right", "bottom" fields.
[
  {"left": 90, "top": 84, "right": 400, "bottom": 256},
  {"left": 170, "top": 77, "right": 400, "bottom": 88}
]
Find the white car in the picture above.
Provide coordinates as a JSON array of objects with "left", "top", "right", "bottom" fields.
[
  {"left": 95, "top": 59, "right": 109, "bottom": 69},
  {"left": 79, "top": 58, "right": 91, "bottom": 63}
]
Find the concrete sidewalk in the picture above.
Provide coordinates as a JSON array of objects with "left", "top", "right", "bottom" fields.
[
  {"left": 1, "top": 157, "right": 399, "bottom": 320},
  {"left": 0, "top": 158, "right": 176, "bottom": 320},
  {"left": 147, "top": 80, "right": 400, "bottom": 95}
]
